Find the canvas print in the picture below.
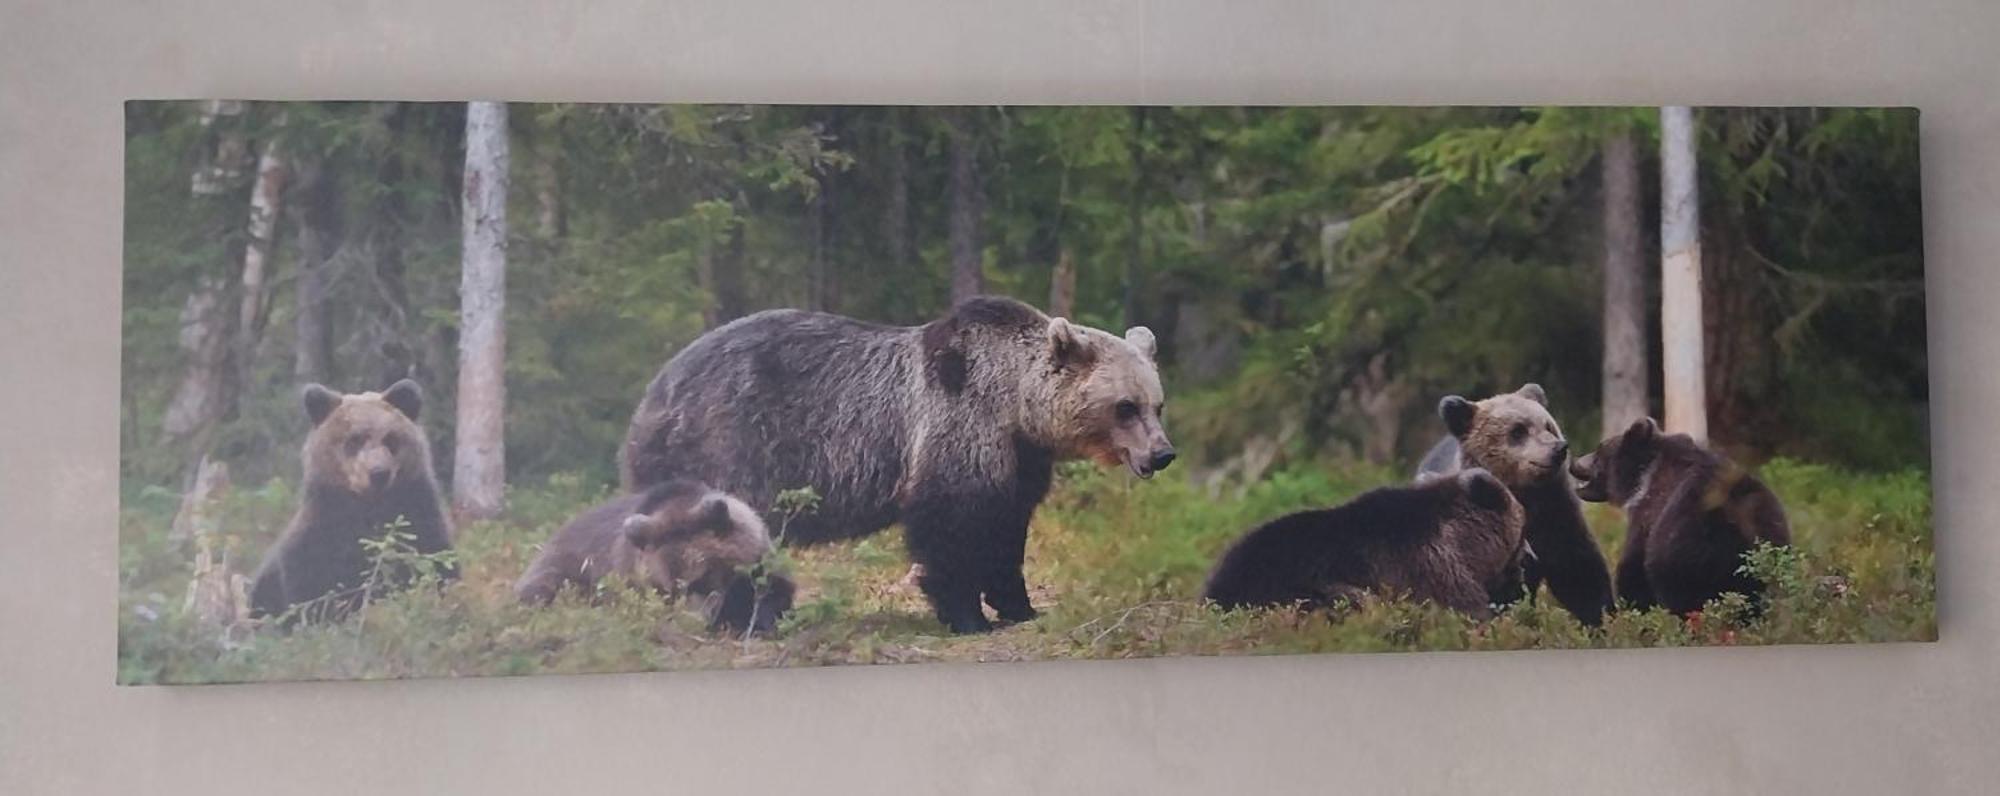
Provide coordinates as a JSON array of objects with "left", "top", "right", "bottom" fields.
[{"left": 118, "top": 102, "right": 1933, "bottom": 684}]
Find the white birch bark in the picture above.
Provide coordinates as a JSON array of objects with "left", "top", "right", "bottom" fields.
[
  {"left": 1659, "top": 106, "right": 1708, "bottom": 444},
  {"left": 454, "top": 101, "right": 510, "bottom": 520}
]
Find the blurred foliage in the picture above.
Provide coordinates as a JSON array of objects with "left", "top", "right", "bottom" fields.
[{"left": 123, "top": 103, "right": 1924, "bottom": 493}]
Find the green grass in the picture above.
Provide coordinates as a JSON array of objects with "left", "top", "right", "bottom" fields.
[{"left": 116, "top": 458, "right": 1936, "bottom": 684}]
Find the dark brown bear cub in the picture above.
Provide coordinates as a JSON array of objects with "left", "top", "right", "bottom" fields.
[
  {"left": 1415, "top": 383, "right": 1614, "bottom": 626},
  {"left": 514, "top": 480, "right": 794, "bottom": 635},
  {"left": 1204, "top": 469, "right": 1526, "bottom": 618},
  {"left": 250, "top": 380, "right": 456, "bottom": 624},
  {"left": 1571, "top": 417, "right": 1792, "bottom": 616}
]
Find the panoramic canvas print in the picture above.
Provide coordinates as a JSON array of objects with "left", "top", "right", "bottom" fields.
[{"left": 119, "top": 102, "right": 1933, "bottom": 684}]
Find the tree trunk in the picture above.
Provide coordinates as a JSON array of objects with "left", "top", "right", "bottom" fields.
[
  {"left": 190, "top": 100, "right": 248, "bottom": 196},
  {"left": 1049, "top": 248, "right": 1077, "bottom": 319},
  {"left": 160, "top": 275, "right": 231, "bottom": 446},
  {"left": 1659, "top": 106, "right": 1708, "bottom": 444},
  {"left": 1600, "top": 131, "right": 1648, "bottom": 441},
  {"left": 533, "top": 150, "right": 563, "bottom": 239},
  {"left": 291, "top": 159, "right": 339, "bottom": 386},
  {"left": 1124, "top": 107, "right": 1149, "bottom": 329},
  {"left": 164, "top": 116, "right": 286, "bottom": 467},
  {"left": 947, "top": 109, "right": 985, "bottom": 304},
  {"left": 881, "top": 111, "right": 910, "bottom": 276},
  {"left": 454, "top": 101, "right": 510, "bottom": 520}
]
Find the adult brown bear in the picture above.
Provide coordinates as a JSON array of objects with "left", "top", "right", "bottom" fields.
[{"left": 621, "top": 297, "right": 1174, "bottom": 633}]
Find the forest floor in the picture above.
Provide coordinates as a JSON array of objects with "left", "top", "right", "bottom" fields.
[{"left": 117, "top": 459, "right": 1935, "bottom": 685}]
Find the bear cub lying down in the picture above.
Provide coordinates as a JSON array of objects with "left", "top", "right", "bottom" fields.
[
  {"left": 1204, "top": 468, "right": 1527, "bottom": 618},
  {"left": 515, "top": 479, "right": 795, "bottom": 635},
  {"left": 1572, "top": 417, "right": 1791, "bottom": 616}
]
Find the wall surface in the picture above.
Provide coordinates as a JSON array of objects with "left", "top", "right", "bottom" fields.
[{"left": 2, "top": 2, "right": 1995, "bottom": 793}]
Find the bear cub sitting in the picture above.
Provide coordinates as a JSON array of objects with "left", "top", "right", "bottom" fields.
[
  {"left": 250, "top": 379, "right": 457, "bottom": 625},
  {"left": 515, "top": 479, "right": 795, "bottom": 635},
  {"left": 1571, "top": 417, "right": 1792, "bottom": 616},
  {"left": 1416, "top": 383, "right": 1614, "bottom": 626},
  {"left": 1204, "top": 468, "right": 1527, "bottom": 618}
]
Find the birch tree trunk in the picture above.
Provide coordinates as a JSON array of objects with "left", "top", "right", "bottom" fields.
[
  {"left": 454, "top": 101, "right": 509, "bottom": 520},
  {"left": 1659, "top": 106, "right": 1708, "bottom": 444},
  {"left": 1600, "top": 131, "right": 1649, "bottom": 440},
  {"left": 164, "top": 115, "right": 286, "bottom": 465},
  {"left": 947, "top": 109, "right": 985, "bottom": 304}
]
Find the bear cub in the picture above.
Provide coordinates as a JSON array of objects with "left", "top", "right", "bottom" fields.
[
  {"left": 1204, "top": 468, "right": 1527, "bottom": 618},
  {"left": 515, "top": 479, "right": 795, "bottom": 635},
  {"left": 1416, "top": 383, "right": 1614, "bottom": 626},
  {"left": 1572, "top": 417, "right": 1792, "bottom": 616},
  {"left": 250, "top": 380, "right": 456, "bottom": 624}
]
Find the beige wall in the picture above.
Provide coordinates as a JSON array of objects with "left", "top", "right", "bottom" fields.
[{"left": 2, "top": 1, "right": 1994, "bottom": 792}]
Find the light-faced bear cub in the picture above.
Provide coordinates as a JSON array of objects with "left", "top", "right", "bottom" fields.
[
  {"left": 1203, "top": 469, "right": 1527, "bottom": 619},
  {"left": 250, "top": 380, "right": 456, "bottom": 625},
  {"left": 1572, "top": 417, "right": 1792, "bottom": 616},
  {"left": 515, "top": 479, "right": 795, "bottom": 635},
  {"left": 1416, "top": 383, "right": 1614, "bottom": 626}
]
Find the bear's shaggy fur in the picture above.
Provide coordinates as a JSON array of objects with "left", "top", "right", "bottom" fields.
[
  {"left": 1572, "top": 417, "right": 1792, "bottom": 616},
  {"left": 514, "top": 479, "right": 794, "bottom": 634},
  {"left": 1204, "top": 468, "right": 1526, "bottom": 617},
  {"left": 1415, "top": 383, "right": 1613, "bottom": 626},
  {"left": 249, "top": 380, "right": 456, "bottom": 624},
  {"left": 620, "top": 297, "right": 1173, "bottom": 633}
]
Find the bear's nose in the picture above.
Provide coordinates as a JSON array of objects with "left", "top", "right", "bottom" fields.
[
  {"left": 1148, "top": 448, "right": 1178, "bottom": 472},
  {"left": 368, "top": 469, "right": 391, "bottom": 490}
]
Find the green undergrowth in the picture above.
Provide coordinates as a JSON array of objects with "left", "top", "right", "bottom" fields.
[{"left": 117, "top": 458, "right": 1935, "bottom": 684}]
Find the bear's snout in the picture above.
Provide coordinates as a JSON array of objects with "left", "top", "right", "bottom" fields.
[{"left": 1148, "top": 447, "right": 1178, "bottom": 473}]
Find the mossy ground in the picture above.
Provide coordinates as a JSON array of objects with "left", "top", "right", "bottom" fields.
[{"left": 117, "top": 458, "right": 1934, "bottom": 685}]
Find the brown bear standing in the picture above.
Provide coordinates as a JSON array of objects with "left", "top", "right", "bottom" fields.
[
  {"left": 1415, "top": 384, "right": 1613, "bottom": 626},
  {"left": 515, "top": 479, "right": 796, "bottom": 635},
  {"left": 621, "top": 297, "right": 1174, "bottom": 633},
  {"left": 1572, "top": 417, "right": 1792, "bottom": 616},
  {"left": 249, "top": 380, "right": 456, "bottom": 624},
  {"left": 1204, "top": 468, "right": 1527, "bottom": 618}
]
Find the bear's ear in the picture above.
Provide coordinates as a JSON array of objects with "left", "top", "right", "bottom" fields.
[
  {"left": 1459, "top": 468, "right": 1511, "bottom": 512},
  {"left": 622, "top": 514, "right": 661, "bottom": 548},
  {"left": 1515, "top": 383, "right": 1548, "bottom": 407},
  {"left": 1047, "top": 317, "right": 1092, "bottom": 369},
  {"left": 382, "top": 379, "right": 423, "bottom": 421},
  {"left": 302, "top": 384, "right": 342, "bottom": 426},
  {"left": 1124, "top": 326, "right": 1157, "bottom": 362},
  {"left": 1438, "top": 396, "right": 1477, "bottom": 438},
  {"left": 1626, "top": 416, "right": 1660, "bottom": 443}
]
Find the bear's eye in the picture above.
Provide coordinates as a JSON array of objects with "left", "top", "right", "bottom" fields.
[
  {"left": 1116, "top": 400, "right": 1140, "bottom": 421},
  {"left": 344, "top": 434, "right": 366, "bottom": 455},
  {"left": 382, "top": 436, "right": 400, "bottom": 454},
  {"left": 1509, "top": 423, "right": 1528, "bottom": 444}
]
